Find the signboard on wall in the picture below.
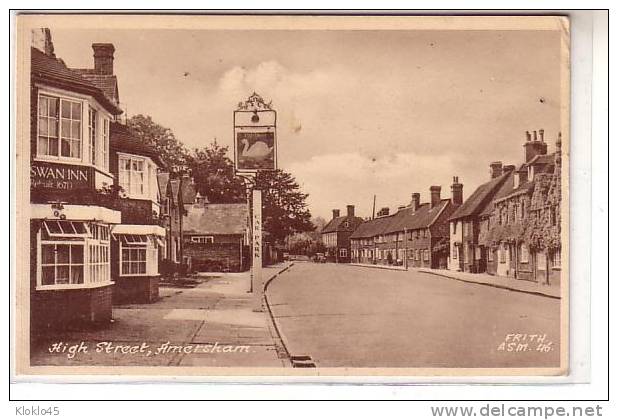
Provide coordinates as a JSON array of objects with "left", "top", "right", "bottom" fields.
[
  {"left": 234, "top": 93, "right": 277, "bottom": 173},
  {"left": 30, "top": 161, "right": 92, "bottom": 191}
]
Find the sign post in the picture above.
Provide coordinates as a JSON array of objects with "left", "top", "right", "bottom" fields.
[
  {"left": 252, "top": 189, "right": 263, "bottom": 309},
  {"left": 233, "top": 93, "right": 277, "bottom": 312}
]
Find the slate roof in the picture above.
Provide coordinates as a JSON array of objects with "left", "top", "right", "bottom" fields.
[
  {"left": 448, "top": 171, "right": 512, "bottom": 221},
  {"left": 31, "top": 47, "right": 122, "bottom": 115},
  {"left": 183, "top": 203, "right": 249, "bottom": 235},
  {"left": 110, "top": 122, "right": 166, "bottom": 168},
  {"left": 321, "top": 215, "right": 364, "bottom": 233},
  {"left": 72, "top": 69, "right": 120, "bottom": 105}
]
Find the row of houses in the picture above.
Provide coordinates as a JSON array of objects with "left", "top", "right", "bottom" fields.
[
  {"left": 322, "top": 131, "right": 562, "bottom": 285},
  {"left": 29, "top": 29, "right": 249, "bottom": 331}
]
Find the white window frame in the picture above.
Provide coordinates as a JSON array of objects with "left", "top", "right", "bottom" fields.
[
  {"left": 120, "top": 235, "right": 158, "bottom": 277},
  {"left": 43, "top": 220, "right": 91, "bottom": 238},
  {"left": 551, "top": 248, "right": 561, "bottom": 268},
  {"left": 88, "top": 106, "right": 97, "bottom": 165},
  {"left": 339, "top": 248, "right": 347, "bottom": 258},
  {"left": 37, "top": 222, "right": 111, "bottom": 290},
  {"left": 37, "top": 93, "right": 83, "bottom": 161},
  {"left": 191, "top": 236, "right": 214, "bottom": 244},
  {"left": 118, "top": 153, "right": 150, "bottom": 199}
]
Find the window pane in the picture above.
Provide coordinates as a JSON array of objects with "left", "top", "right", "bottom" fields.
[
  {"left": 57, "top": 245, "right": 69, "bottom": 264},
  {"left": 138, "top": 262, "right": 146, "bottom": 273},
  {"left": 71, "top": 121, "right": 81, "bottom": 139},
  {"left": 61, "top": 100, "right": 71, "bottom": 118},
  {"left": 71, "top": 266, "right": 84, "bottom": 284},
  {"left": 37, "top": 136, "right": 49, "bottom": 155},
  {"left": 71, "top": 139, "right": 81, "bottom": 158},
  {"left": 49, "top": 137, "right": 58, "bottom": 155},
  {"left": 39, "top": 97, "right": 48, "bottom": 116},
  {"left": 42, "top": 266, "right": 55, "bottom": 285},
  {"left": 45, "top": 221, "right": 62, "bottom": 234},
  {"left": 61, "top": 120, "right": 71, "bottom": 138},
  {"left": 71, "top": 102, "right": 81, "bottom": 119},
  {"left": 48, "top": 97, "right": 58, "bottom": 116},
  {"left": 122, "top": 248, "right": 130, "bottom": 261},
  {"left": 38, "top": 117, "right": 48, "bottom": 135},
  {"left": 42, "top": 245, "right": 55, "bottom": 264},
  {"left": 73, "top": 222, "right": 87, "bottom": 234},
  {"left": 71, "top": 245, "right": 83, "bottom": 263},
  {"left": 56, "top": 265, "right": 70, "bottom": 284},
  {"left": 59, "top": 221, "right": 76, "bottom": 234},
  {"left": 61, "top": 138, "right": 71, "bottom": 157}
]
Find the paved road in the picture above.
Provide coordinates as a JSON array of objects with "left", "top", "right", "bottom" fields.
[{"left": 266, "top": 263, "right": 561, "bottom": 368}]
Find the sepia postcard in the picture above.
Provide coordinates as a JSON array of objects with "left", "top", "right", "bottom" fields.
[{"left": 13, "top": 13, "right": 570, "bottom": 379}]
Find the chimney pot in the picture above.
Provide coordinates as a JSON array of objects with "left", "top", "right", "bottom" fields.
[
  {"left": 451, "top": 176, "right": 463, "bottom": 206},
  {"left": 526, "top": 131, "right": 531, "bottom": 142},
  {"left": 539, "top": 129, "right": 545, "bottom": 142},
  {"left": 332, "top": 209, "right": 340, "bottom": 219}
]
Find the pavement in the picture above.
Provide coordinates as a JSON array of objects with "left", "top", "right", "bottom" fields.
[
  {"left": 351, "top": 263, "right": 560, "bottom": 298},
  {"left": 266, "top": 262, "right": 561, "bottom": 368},
  {"left": 30, "top": 264, "right": 292, "bottom": 367}
]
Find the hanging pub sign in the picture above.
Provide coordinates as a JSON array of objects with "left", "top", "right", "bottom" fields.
[{"left": 234, "top": 92, "right": 277, "bottom": 173}]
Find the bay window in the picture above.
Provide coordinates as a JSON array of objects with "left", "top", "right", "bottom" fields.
[
  {"left": 118, "top": 156, "right": 146, "bottom": 197},
  {"left": 60, "top": 99, "right": 82, "bottom": 158},
  {"left": 102, "top": 118, "right": 110, "bottom": 170},
  {"left": 38, "top": 221, "right": 110, "bottom": 289},
  {"left": 120, "top": 234, "right": 158, "bottom": 276}
]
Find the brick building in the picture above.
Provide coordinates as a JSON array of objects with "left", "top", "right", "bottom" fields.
[
  {"left": 321, "top": 205, "right": 363, "bottom": 263},
  {"left": 29, "top": 30, "right": 123, "bottom": 330},
  {"left": 182, "top": 198, "right": 250, "bottom": 272},
  {"left": 351, "top": 179, "right": 462, "bottom": 269}
]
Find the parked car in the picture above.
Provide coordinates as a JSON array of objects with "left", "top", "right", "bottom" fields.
[{"left": 314, "top": 253, "right": 326, "bottom": 263}]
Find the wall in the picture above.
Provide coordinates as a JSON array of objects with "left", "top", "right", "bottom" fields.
[{"left": 183, "top": 237, "right": 247, "bottom": 272}]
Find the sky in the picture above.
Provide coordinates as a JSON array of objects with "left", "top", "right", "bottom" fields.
[{"left": 51, "top": 28, "right": 564, "bottom": 221}]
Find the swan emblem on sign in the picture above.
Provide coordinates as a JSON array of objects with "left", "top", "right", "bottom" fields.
[{"left": 240, "top": 138, "right": 273, "bottom": 158}]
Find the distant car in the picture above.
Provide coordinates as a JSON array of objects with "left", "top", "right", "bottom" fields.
[{"left": 314, "top": 253, "right": 326, "bottom": 263}]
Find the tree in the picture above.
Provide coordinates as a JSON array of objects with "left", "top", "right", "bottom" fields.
[
  {"left": 186, "top": 141, "right": 246, "bottom": 203},
  {"left": 126, "top": 114, "right": 189, "bottom": 170},
  {"left": 254, "top": 170, "right": 315, "bottom": 244}
]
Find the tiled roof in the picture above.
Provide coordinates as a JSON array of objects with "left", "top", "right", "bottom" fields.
[
  {"left": 448, "top": 171, "right": 512, "bottom": 221},
  {"left": 72, "top": 69, "right": 119, "bottom": 105},
  {"left": 183, "top": 203, "right": 248, "bottom": 235},
  {"left": 350, "top": 214, "right": 397, "bottom": 239},
  {"left": 110, "top": 122, "right": 165, "bottom": 168},
  {"left": 385, "top": 199, "right": 450, "bottom": 233},
  {"left": 321, "top": 215, "right": 364, "bottom": 233},
  {"left": 350, "top": 199, "right": 451, "bottom": 238},
  {"left": 31, "top": 47, "right": 122, "bottom": 115},
  {"left": 528, "top": 153, "right": 555, "bottom": 167}
]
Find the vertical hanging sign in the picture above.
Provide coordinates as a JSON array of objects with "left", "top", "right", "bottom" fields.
[{"left": 252, "top": 189, "right": 262, "bottom": 292}]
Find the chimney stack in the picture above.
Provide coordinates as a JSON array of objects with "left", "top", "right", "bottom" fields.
[
  {"left": 451, "top": 176, "right": 463, "bottom": 205},
  {"left": 430, "top": 186, "right": 441, "bottom": 208},
  {"left": 92, "top": 43, "right": 115, "bottom": 75},
  {"left": 523, "top": 128, "right": 548, "bottom": 162},
  {"left": 346, "top": 205, "right": 355, "bottom": 217},
  {"left": 410, "top": 193, "right": 420, "bottom": 211},
  {"left": 332, "top": 209, "right": 340, "bottom": 219},
  {"left": 490, "top": 161, "right": 503, "bottom": 179}
]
